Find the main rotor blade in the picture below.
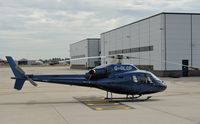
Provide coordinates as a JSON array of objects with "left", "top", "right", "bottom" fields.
[
  {"left": 70, "top": 55, "right": 106, "bottom": 61},
  {"left": 64, "top": 55, "right": 112, "bottom": 62},
  {"left": 114, "top": 54, "right": 199, "bottom": 70},
  {"left": 66, "top": 53, "right": 199, "bottom": 70},
  {"left": 67, "top": 55, "right": 131, "bottom": 62}
]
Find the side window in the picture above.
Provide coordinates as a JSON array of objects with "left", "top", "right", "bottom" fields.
[{"left": 132, "top": 75, "right": 138, "bottom": 83}]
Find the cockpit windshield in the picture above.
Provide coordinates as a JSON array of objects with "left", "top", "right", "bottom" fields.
[
  {"left": 137, "top": 73, "right": 153, "bottom": 83},
  {"left": 147, "top": 72, "right": 160, "bottom": 81},
  {"left": 132, "top": 72, "right": 160, "bottom": 83}
]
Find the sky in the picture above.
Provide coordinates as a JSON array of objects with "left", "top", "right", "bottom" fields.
[{"left": 0, "top": 0, "right": 199, "bottom": 60}]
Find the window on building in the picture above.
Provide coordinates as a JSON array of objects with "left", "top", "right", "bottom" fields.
[{"left": 108, "top": 46, "right": 153, "bottom": 55}]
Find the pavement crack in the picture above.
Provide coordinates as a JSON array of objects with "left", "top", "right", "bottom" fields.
[{"left": 52, "top": 105, "right": 70, "bottom": 124}]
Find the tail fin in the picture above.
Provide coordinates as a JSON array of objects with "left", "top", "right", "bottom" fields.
[
  {"left": 6, "top": 56, "right": 26, "bottom": 90},
  {"left": 13, "top": 79, "right": 26, "bottom": 90}
]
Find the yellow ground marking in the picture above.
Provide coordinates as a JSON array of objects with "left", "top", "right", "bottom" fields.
[{"left": 74, "top": 96, "right": 134, "bottom": 111}]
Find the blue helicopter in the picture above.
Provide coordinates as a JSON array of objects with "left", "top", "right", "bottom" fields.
[{"left": 6, "top": 56, "right": 167, "bottom": 100}]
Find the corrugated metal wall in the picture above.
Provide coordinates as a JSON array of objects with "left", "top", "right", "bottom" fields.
[
  {"left": 101, "top": 14, "right": 164, "bottom": 70},
  {"left": 70, "top": 39, "right": 100, "bottom": 68},
  {"left": 191, "top": 15, "right": 200, "bottom": 68},
  {"left": 165, "top": 14, "right": 192, "bottom": 70},
  {"left": 70, "top": 39, "right": 88, "bottom": 67},
  {"left": 88, "top": 39, "right": 101, "bottom": 67},
  {"left": 165, "top": 14, "right": 200, "bottom": 70},
  {"left": 101, "top": 13, "right": 200, "bottom": 71}
]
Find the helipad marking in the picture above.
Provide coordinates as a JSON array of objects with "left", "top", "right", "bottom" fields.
[{"left": 74, "top": 96, "right": 134, "bottom": 111}]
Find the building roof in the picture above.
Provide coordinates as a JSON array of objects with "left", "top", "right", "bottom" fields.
[
  {"left": 70, "top": 38, "right": 100, "bottom": 46},
  {"left": 19, "top": 58, "right": 28, "bottom": 61},
  {"left": 101, "top": 12, "right": 200, "bottom": 35}
]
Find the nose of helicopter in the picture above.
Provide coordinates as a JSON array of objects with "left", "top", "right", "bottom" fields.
[{"left": 157, "top": 81, "right": 167, "bottom": 92}]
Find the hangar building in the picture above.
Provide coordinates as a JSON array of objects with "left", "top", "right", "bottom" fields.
[
  {"left": 70, "top": 38, "right": 101, "bottom": 69},
  {"left": 101, "top": 12, "right": 200, "bottom": 76}
]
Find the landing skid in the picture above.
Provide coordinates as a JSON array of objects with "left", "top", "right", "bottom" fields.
[{"left": 104, "top": 91, "right": 152, "bottom": 102}]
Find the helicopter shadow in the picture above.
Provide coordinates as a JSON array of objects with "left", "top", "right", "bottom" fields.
[
  {"left": 104, "top": 98, "right": 161, "bottom": 103},
  {"left": 74, "top": 96, "right": 161, "bottom": 103}
]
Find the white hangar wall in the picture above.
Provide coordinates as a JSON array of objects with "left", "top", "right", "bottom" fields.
[
  {"left": 165, "top": 14, "right": 200, "bottom": 70},
  {"left": 165, "top": 14, "right": 192, "bottom": 70},
  {"left": 101, "top": 14, "right": 165, "bottom": 70},
  {"left": 70, "top": 38, "right": 100, "bottom": 69},
  {"left": 192, "top": 15, "right": 200, "bottom": 68},
  {"left": 88, "top": 39, "right": 101, "bottom": 67},
  {"left": 101, "top": 12, "right": 200, "bottom": 71},
  {"left": 70, "top": 39, "right": 88, "bottom": 68}
]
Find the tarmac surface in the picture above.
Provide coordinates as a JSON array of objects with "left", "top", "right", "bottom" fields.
[{"left": 0, "top": 66, "right": 200, "bottom": 124}]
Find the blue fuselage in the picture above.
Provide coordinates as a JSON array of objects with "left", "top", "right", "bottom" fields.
[
  {"left": 27, "top": 70, "right": 167, "bottom": 95},
  {"left": 6, "top": 56, "right": 167, "bottom": 95}
]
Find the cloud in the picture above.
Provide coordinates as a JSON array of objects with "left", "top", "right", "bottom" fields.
[{"left": 0, "top": 0, "right": 199, "bottom": 59}]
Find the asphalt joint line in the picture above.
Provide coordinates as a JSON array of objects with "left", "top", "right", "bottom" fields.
[{"left": 52, "top": 104, "right": 70, "bottom": 124}]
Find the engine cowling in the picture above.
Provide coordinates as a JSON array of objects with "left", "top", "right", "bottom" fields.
[{"left": 85, "top": 68, "right": 108, "bottom": 80}]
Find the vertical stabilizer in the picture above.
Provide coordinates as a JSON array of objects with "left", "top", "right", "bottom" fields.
[{"left": 6, "top": 56, "right": 26, "bottom": 90}]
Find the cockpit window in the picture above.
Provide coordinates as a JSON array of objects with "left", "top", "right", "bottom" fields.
[
  {"left": 146, "top": 75, "right": 153, "bottom": 83},
  {"left": 137, "top": 73, "right": 147, "bottom": 83},
  {"left": 132, "top": 75, "right": 138, "bottom": 82},
  {"left": 135, "top": 73, "right": 154, "bottom": 84},
  {"left": 147, "top": 72, "right": 160, "bottom": 81}
]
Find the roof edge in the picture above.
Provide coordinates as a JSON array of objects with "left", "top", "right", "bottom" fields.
[
  {"left": 101, "top": 12, "right": 200, "bottom": 35},
  {"left": 70, "top": 38, "right": 100, "bottom": 46}
]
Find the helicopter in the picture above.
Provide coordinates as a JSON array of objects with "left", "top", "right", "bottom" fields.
[{"left": 6, "top": 55, "right": 167, "bottom": 101}]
